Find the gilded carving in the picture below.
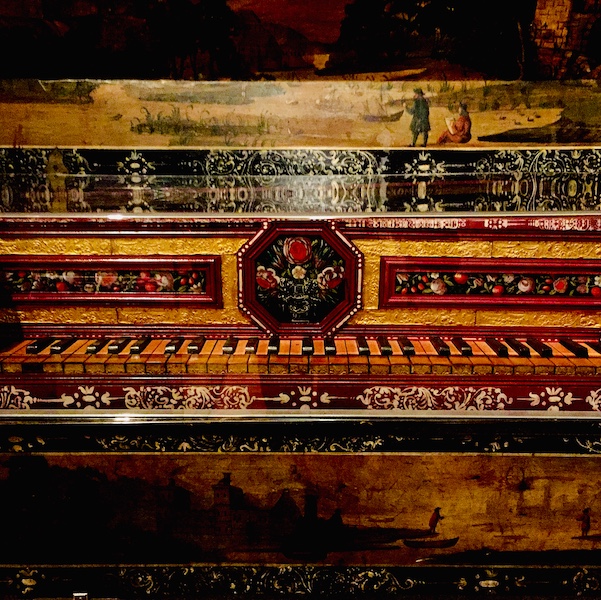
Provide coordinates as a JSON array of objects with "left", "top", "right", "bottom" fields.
[
  {"left": 351, "top": 308, "right": 476, "bottom": 327},
  {"left": 476, "top": 310, "right": 601, "bottom": 328},
  {"left": 110, "top": 237, "right": 247, "bottom": 256},
  {"left": 0, "top": 238, "right": 112, "bottom": 255},
  {"left": 493, "top": 241, "right": 601, "bottom": 259},
  {"left": 116, "top": 307, "right": 248, "bottom": 325}
]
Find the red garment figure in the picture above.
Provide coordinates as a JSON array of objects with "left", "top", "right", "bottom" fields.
[
  {"left": 577, "top": 507, "right": 591, "bottom": 537},
  {"left": 438, "top": 103, "right": 472, "bottom": 144},
  {"left": 429, "top": 507, "right": 444, "bottom": 534}
]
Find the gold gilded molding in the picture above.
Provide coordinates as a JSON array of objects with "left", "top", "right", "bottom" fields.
[
  {"left": 476, "top": 310, "right": 601, "bottom": 328},
  {"left": 0, "top": 238, "right": 112, "bottom": 255},
  {"left": 116, "top": 307, "right": 248, "bottom": 325},
  {"left": 110, "top": 237, "right": 248, "bottom": 256},
  {"left": 492, "top": 241, "right": 601, "bottom": 259},
  {"left": 8, "top": 307, "right": 119, "bottom": 324},
  {"left": 351, "top": 308, "right": 477, "bottom": 327},
  {"left": 354, "top": 239, "right": 493, "bottom": 259}
]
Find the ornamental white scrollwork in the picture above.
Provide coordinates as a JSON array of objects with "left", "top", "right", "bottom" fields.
[
  {"left": 61, "top": 385, "right": 112, "bottom": 409},
  {"left": 527, "top": 386, "right": 576, "bottom": 411},
  {"left": 123, "top": 385, "right": 252, "bottom": 410},
  {"left": 357, "top": 386, "right": 510, "bottom": 410},
  {"left": 0, "top": 385, "right": 36, "bottom": 409},
  {"left": 585, "top": 388, "right": 601, "bottom": 411}
]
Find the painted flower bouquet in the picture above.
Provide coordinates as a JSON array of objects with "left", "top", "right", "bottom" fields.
[{"left": 256, "top": 236, "right": 345, "bottom": 323}]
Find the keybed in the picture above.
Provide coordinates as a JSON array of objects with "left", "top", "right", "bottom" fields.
[{"left": 2, "top": 332, "right": 601, "bottom": 376}]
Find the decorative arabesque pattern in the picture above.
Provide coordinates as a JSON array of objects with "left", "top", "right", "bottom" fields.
[{"left": 3, "top": 148, "right": 601, "bottom": 213}]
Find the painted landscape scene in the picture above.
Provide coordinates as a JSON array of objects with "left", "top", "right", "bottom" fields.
[
  {"left": 4, "top": 452, "right": 601, "bottom": 567},
  {"left": 3, "top": 0, "right": 601, "bottom": 148}
]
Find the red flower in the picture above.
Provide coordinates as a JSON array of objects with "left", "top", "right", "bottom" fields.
[
  {"left": 283, "top": 237, "right": 312, "bottom": 265},
  {"left": 318, "top": 265, "right": 344, "bottom": 289},
  {"left": 256, "top": 266, "right": 280, "bottom": 289},
  {"left": 553, "top": 278, "right": 568, "bottom": 294}
]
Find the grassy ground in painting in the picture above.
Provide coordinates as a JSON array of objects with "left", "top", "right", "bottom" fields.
[{"left": 0, "top": 78, "right": 598, "bottom": 148}]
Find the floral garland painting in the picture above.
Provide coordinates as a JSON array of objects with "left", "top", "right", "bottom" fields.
[
  {"left": 395, "top": 271, "right": 601, "bottom": 298},
  {"left": 2, "top": 268, "right": 206, "bottom": 294},
  {"left": 255, "top": 236, "right": 345, "bottom": 323}
]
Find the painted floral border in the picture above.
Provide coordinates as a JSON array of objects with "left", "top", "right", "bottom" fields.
[
  {"left": 381, "top": 257, "right": 601, "bottom": 307},
  {"left": 0, "top": 256, "right": 222, "bottom": 305}
]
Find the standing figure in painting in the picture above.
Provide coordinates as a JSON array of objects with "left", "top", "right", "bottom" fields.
[
  {"left": 405, "top": 88, "right": 430, "bottom": 147},
  {"left": 429, "top": 507, "right": 444, "bottom": 534},
  {"left": 577, "top": 507, "right": 591, "bottom": 537},
  {"left": 437, "top": 102, "right": 472, "bottom": 144}
]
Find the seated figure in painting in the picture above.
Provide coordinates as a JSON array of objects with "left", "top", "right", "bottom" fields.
[{"left": 437, "top": 102, "right": 472, "bottom": 144}]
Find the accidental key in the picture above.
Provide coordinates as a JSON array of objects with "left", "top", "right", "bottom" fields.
[
  {"left": 108, "top": 338, "right": 131, "bottom": 354},
  {"left": 164, "top": 338, "right": 184, "bottom": 354},
  {"left": 50, "top": 338, "right": 79, "bottom": 354},
  {"left": 301, "top": 337, "right": 314, "bottom": 355},
  {"left": 397, "top": 336, "right": 415, "bottom": 356},
  {"left": 186, "top": 336, "right": 206, "bottom": 354},
  {"left": 376, "top": 336, "right": 393, "bottom": 356},
  {"left": 430, "top": 336, "right": 451, "bottom": 356},
  {"left": 484, "top": 337, "right": 509, "bottom": 358},
  {"left": 525, "top": 337, "right": 553, "bottom": 358},
  {"left": 130, "top": 338, "right": 152, "bottom": 354},
  {"left": 450, "top": 336, "right": 472, "bottom": 356},
  {"left": 558, "top": 337, "right": 588, "bottom": 358},
  {"left": 503, "top": 337, "right": 531, "bottom": 358},
  {"left": 26, "top": 338, "right": 58, "bottom": 354}
]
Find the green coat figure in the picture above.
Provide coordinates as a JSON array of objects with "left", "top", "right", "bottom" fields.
[{"left": 406, "top": 88, "right": 430, "bottom": 147}]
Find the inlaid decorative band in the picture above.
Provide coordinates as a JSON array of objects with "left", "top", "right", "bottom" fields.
[
  {"left": 2, "top": 376, "right": 601, "bottom": 414},
  {"left": 380, "top": 257, "right": 601, "bottom": 308},
  {"left": 0, "top": 255, "right": 222, "bottom": 306}
]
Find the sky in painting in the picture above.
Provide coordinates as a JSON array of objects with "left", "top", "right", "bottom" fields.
[{"left": 228, "top": 0, "right": 350, "bottom": 44}]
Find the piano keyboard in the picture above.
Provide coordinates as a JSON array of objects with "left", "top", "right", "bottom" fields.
[{"left": 2, "top": 333, "right": 601, "bottom": 376}]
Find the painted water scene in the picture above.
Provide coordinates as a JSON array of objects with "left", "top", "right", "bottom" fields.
[
  {"left": 4, "top": 452, "right": 601, "bottom": 567},
  {"left": 3, "top": 0, "right": 601, "bottom": 148}
]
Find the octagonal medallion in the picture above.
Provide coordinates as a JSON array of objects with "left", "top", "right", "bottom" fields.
[{"left": 238, "top": 221, "right": 363, "bottom": 336}]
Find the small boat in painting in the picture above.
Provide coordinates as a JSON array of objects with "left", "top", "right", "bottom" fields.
[
  {"left": 362, "top": 110, "right": 404, "bottom": 123},
  {"left": 403, "top": 536, "right": 459, "bottom": 549}
]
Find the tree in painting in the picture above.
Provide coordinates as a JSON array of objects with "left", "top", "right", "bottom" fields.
[{"left": 326, "top": 0, "right": 539, "bottom": 79}]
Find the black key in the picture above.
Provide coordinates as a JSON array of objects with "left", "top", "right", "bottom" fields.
[
  {"left": 558, "top": 337, "right": 588, "bottom": 358},
  {"left": 585, "top": 340, "right": 601, "bottom": 355},
  {"left": 484, "top": 337, "right": 508, "bottom": 358},
  {"left": 376, "top": 336, "right": 392, "bottom": 356},
  {"left": 26, "top": 338, "right": 58, "bottom": 354},
  {"left": 165, "top": 338, "right": 185, "bottom": 354},
  {"left": 267, "top": 335, "right": 280, "bottom": 355},
  {"left": 356, "top": 336, "right": 370, "bottom": 356},
  {"left": 86, "top": 338, "right": 110, "bottom": 354},
  {"left": 130, "top": 338, "right": 152, "bottom": 354},
  {"left": 186, "top": 336, "right": 206, "bottom": 354},
  {"left": 430, "top": 336, "right": 451, "bottom": 357},
  {"left": 324, "top": 336, "right": 337, "bottom": 355},
  {"left": 222, "top": 336, "right": 237, "bottom": 355},
  {"left": 504, "top": 337, "right": 531, "bottom": 358},
  {"left": 246, "top": 337, "right": 260, "bottom": 354},
  {"left": 50, "top": 338, "right": 79, "bottom": 354},
  {"left": 301, "top": 337, "right": 314, "bottom": 355},
  {"left": 108, "top": 338, "right": 131, "bottom": 354},
  {"left": 525, "top": 337, "right": 553, "bottom": 358},
  {"left": 450, "top": 336, "right": 473, "bottom": 356},
  {"left": 397, "top": 336, "right": 415, "bottom": 356}
]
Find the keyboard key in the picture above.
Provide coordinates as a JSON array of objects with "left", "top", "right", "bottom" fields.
[
  {"left": 430, "top": 336, "right": 451, "bottom": 357},
  {"left": 397, "top": 336, "right": 415, "bottom": 356},
  {"left": 376, "top": 336, "right": 392, "bottom": 356},
  {"left": 504, "top": 337, "right": 531, "bottom": 358},
  {"left": 484, "top": 337, "right": 509, "bottom": 358}
]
